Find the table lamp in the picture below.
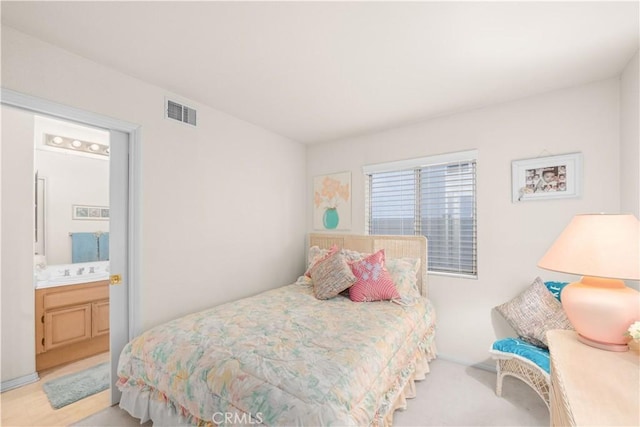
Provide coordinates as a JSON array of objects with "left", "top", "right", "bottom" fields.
[{"left": 538, "top": 213, "right": 640, "bottom": 351}]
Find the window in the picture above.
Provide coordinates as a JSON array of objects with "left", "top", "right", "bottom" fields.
[{"left": 364, "top": 150, "right": 477, "bottom": 277}]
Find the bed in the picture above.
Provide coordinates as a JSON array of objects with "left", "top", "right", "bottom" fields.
[{"left": 117, "top": 233, "right": 437, "bottom": 426}]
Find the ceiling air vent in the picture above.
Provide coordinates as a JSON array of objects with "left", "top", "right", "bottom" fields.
[{"left": 166, "top": 99, "right": 197, "bottom": 126}]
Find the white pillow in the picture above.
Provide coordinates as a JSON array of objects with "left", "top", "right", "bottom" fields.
[{"left": 386, "top": 257, "right": 421, "bottom": 299}]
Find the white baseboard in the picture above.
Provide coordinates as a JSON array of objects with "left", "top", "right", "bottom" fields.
[
  {"left": 1, "top": 372, "right": 40, "bottom": 392},
  {"left": 436, "top": 354, "right": 497, "bottom": 373}
]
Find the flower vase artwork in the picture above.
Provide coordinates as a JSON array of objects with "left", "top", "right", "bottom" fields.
[
  {"left": 626, "top": 321, "right": 640, "bottom": 353},
  {"left": 323, "top": 207, "right": 340, "bottom": 229},
  {"left": 313, "top": 172, "right": 351, "bottom": 230}
]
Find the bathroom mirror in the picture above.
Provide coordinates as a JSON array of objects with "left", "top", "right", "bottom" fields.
[{"left": 34, "top": 115, "right": 110, "bottom": 265}]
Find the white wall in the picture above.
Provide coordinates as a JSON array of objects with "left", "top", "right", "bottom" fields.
[
  {"left": 307, "top": 78, "right": 621, "bottom": 366},
  {"left": 1, "top": 27, "right": 307, "bottom": 383},
  {"left": 1, "top": 106, "right": 37, "bottom": 382},
  {"left": 620, "top": 51, "right": 639, "bottom": 218},
  {"left": 620, "top": 51, "right": 639, "bottom": 292}
]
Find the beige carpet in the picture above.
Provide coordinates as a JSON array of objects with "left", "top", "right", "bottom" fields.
[{"left": 74, "top": 358, "right": 548, "bottom": 426}]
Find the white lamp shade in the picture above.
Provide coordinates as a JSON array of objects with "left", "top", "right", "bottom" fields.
[{"left": 538, "top": 214, "right": 640, "bottom": 281}]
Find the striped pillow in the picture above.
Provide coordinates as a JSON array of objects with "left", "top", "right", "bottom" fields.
[{"left": 348, "top": 249, "right": 400, "bottom": 302}]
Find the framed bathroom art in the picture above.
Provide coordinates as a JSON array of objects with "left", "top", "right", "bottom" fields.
[
  {"left": 512, "top": 152, "right": 583, "bottom": 202},
  {"left": 313, "top": 172, "right": 351, "bottom": 230},
  {"left": 73, "top": 204, "right": 109, "bottom": 220}
]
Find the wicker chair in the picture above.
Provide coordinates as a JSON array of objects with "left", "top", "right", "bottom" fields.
[
  {"left": 490, "top": 280, "right": 569, "bottom": 410},
  {"left": 490, "top": 341, "right": 550, "bottom": 409}
]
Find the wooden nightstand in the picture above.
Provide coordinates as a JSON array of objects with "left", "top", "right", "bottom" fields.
[{"left": 547, "top": 330, "right": 639, "bottom": 426}]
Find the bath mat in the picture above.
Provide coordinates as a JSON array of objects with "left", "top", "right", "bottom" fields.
[{"left": 43, "top": 362, "right": 110, "bottom": 409}]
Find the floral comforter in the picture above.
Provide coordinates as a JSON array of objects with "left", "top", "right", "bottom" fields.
[{"left": 117, "top": 281, "right": 436, "bottom": 426}]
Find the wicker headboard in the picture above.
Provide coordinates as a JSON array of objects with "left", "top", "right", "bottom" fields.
[{"left": 308, "top": 233, "right": 428, "bottom": 297}]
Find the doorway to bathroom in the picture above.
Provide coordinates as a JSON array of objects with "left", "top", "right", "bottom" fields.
[
  {"left": 33, "top": 115, "right": 112, "bottom": 378},
  {"left": 1, "top": 88, "right": 139, "bottom": 409}
]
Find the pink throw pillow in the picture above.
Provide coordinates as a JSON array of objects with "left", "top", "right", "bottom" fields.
[{"left": 349, "top": 249, "right": 400, "bottom": 302}]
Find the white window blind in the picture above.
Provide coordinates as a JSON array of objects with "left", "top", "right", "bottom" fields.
[{"left": 365, "top": 153, "right": 477, "bottom": 277}]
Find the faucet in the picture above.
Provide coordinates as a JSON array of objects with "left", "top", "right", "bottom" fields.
[{"left": 77, "top": 267, "right": 85, "bottom": 275}]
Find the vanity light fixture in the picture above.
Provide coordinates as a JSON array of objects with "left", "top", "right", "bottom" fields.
[{"left": 44, "top": 134, "right": 109, "bottom": 157}]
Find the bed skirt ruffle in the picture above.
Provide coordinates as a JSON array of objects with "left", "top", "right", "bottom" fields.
[
  {"left": 374, "top": 330, "right": 437, "bottom": 427},
  {"left": 119, "top": 381, "right": 209, "bottom": 426},
  {"left": 118, "top": 329, "right": 437, "bottom": 427}
]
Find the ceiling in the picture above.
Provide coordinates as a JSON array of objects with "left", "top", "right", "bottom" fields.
[{"left": 2, "top": 1, "right": 638, "bottom": 144}]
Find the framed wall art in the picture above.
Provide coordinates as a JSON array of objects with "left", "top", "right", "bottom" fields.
[
  {"left": 73, "top": 204, "right": 109, "bottom": 220},
  {"left": 512, "top": 152, "right": 583, "bottom": 202},
  {"left": 313, "top": 172, "right": 351, "bottom": 230}
]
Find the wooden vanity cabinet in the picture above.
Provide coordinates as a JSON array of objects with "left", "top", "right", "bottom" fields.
[
  {"left": 92, "top": 300, "right": 110, "bottom": 337},
  {"left": 44, "top": 303, "right": 92, "bottom": 350},
  {"left": 35, "top": 280, "right": 109, "bottom": 371}
]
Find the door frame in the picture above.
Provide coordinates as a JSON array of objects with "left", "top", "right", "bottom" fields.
[{"left": 1, "top": 88, "right": 141, "bottom": 403}]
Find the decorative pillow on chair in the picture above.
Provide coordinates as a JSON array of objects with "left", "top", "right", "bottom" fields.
[
  {"left": 544, "top": 281, "right": 570, "bottom": 302},
  {"left": 495, "top": 277, "right": 573, "bottom": 348},
  {"left": 491, "top": 337, "right": 550, "bottom": 374},
  {"left": 309, "top": 251, "right": 356, "bottom": 300},
  {"left": 348, "top": 250, "right": 401, "bottom": 302}
]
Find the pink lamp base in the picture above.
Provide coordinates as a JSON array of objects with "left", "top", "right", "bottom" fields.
[
  {"left": 562, "top": 276, "right": 640, "bottom": 352},
  {"left": 577, "top": 334, "right": 630, "bottom": 352}
]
